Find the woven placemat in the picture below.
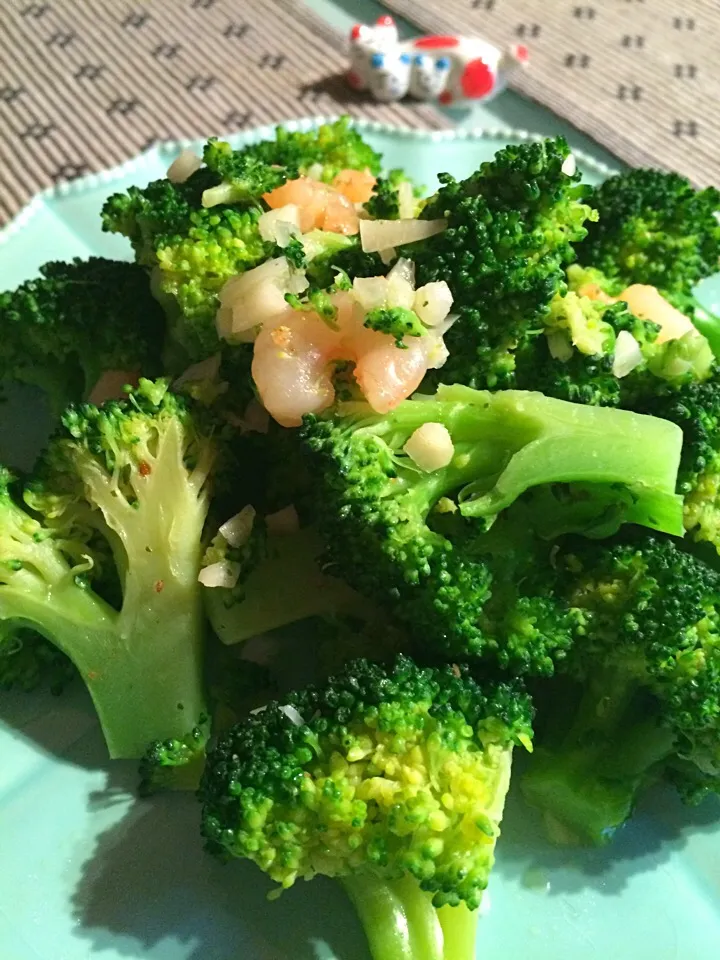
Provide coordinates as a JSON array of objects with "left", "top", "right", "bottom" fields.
[
  {"left": 0, "top": 0, "right": 448, "bottom": 225},
  {"left": 380, "top": 0, "right": 719, "bottom": 188}
]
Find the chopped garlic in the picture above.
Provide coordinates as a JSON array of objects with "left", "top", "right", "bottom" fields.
[
  {"left": 404, "top": 423, "right": 455, "bottom": 472},
  {"left": 166, "top": 149, "right": 202, "bottom": 184},
  {"left": 258, "top": 204, "right": 301, "bottom": 246},
  {"left": 219, "top": 505, "right": 256, "bottom": 548},
  {"left": 198, "top": 560, "right": 241, "bottom": 589},
  {"left": 561, "top": 154, "right": 576, "bottom": 177},
  {"left": 612, "top": 330, "right": 644, "bottom": 378},
  {"left": 413, "top": 281, "right": 453, "bottom": 327}
]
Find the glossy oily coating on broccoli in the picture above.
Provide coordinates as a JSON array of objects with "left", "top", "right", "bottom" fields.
[
  {"left": 522, "top": 535, "right": 720, "bottom": 845},
  {"left": 300, "top": 384, "right": 684, "bottom": 669},
  {"left": 0, "top": 380, "right": 214, "bottom": 758},
  {"left": 0, "top": 257, "right": 165, "bottom": 413},
  {"left": 576, "top": 168, "right": 720, "bottom": 308},
  {"left": 407, "top": 137, "right": 595, "bottom": 389},
  {"left": 200, "top": 654, "right": 533, "bottom": 960}
]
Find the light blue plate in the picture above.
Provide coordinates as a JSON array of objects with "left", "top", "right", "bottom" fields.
[{"left": 1, "top": 119, "right": 719, "bottom": 960}]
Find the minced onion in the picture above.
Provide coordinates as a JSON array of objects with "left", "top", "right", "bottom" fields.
[
  {"left": 198, "top": 560, "right": 241, "bottom": 589},
  {"left": 612, "top": 330, "right": 644, "bottom": 378},
  {"left": 397, "top": 180, "right": 415, "bottom": 219},
  {"left": 258, "top": 204, "right": 301, "bottom": 246},
  {"left": 173, "top": 353, "right": 222, "bottom": 389},
  {"left": 166, "top": 149, "right": 202, "bottom": 184},
  {"left": 219, "top": 505, "right": 256, "bottom": 548},
  {"left": 413, "top": 281, "right": 453, "bottom": 327},
  {"left": 359, "top": 217, "right": 447, "bottom": 253},
  {"left": 546, "top": 330, "right": 574, "bottom": 362}
]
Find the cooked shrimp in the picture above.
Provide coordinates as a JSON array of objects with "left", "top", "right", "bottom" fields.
[
  {"left": 332, "top": 168, "right": 376, "bottom": 204},
  {"left": 582, "top": 281, "right": 696, "bottom": 344},
  {"left": 263, "top": 177, "right": 359, "bottom": 235},
  {"left": 251, "top": 293, "right": 447, "bottom": 426}
]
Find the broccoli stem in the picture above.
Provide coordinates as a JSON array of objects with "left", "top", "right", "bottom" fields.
[
  {"left": 522, "top": 671, "right": 677, "bottom": 844},
  {"left": 437, "top": 903, "right": 479, "bottom": 960},
  {"left": 204, "top": 528, "right": 362, "bottom": 646},
  {"left": 691, "top": 300, "right": 720, "bottom": 358},
  {"left": 341, "top": 874, "right": 445, "bottom": 960}
]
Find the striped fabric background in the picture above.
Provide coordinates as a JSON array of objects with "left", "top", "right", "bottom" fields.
[
  {"left": 380, "top": 0, "right": 720, "bottom": 188},
  {"left": 0, "top": 0, "right": 448, "bottom": 224}
]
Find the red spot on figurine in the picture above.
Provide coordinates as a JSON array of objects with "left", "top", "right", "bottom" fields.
[
  {"left": 346, "top": 69, "right": 363, "bottom": 89},
  {"left": 350, "top": 23, "right": 363, "bottom": 41},
  {"left": 414, "top": 35, "right": 461, "bottom": 50},
  {"left": 376, "top": 15, "right": 394, "bottom": 26},
  {"left": 513, "top": 43, "right": 529, "bottom": 63},
  {"left": 438, "top": 90, "right": 454, "bottom": 105},
  {"left": 460, "top": 58, "right": 495, "bottom": 98}
]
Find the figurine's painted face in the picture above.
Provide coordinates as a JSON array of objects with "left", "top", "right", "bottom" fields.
[
  {"left": 408, "top": 54, "right": 451, "bottom": 100},
  {"left": 367, "top": 52, "right": 411, "bottom": 102}
]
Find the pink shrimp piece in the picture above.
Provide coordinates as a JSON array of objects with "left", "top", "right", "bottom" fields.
[
  {"left": 263, "top": 177, "right": 359, "bottom": 235},
  {"left": 251, "top": 308, "right": 339, "bottom": 427},
  {"left": 252, "top": 293, "right": 448, "bottom": 426},
  {"left": 332, "top": 168, "right": 376, "bottom": 204}
]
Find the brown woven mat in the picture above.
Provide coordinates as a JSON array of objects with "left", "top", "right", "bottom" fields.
[
  {"left": 0, "top": 0, "right": 448, "bottom": 224},
  {"left": 380, "top": 0, "right": 720, "bottom": 187}
]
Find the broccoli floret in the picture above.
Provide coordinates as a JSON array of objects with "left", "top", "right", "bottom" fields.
[
  {"left": 522, "top": 534, "right": 720, "bottom": 845},
  {"left": 0, "top": 625, "right": 75, "bottom": 694},
  {"left": 200, "top": 139, "right": 288, "bottom": 207},
  {"left": 406, "top": 138, "right": 595, "bottom": 389},
  {"left": 138, "top": 715, "right": 211, "bottom": 797},
  {"left": 103, "top": 118, "right": 381, "bottom": 363},
  {"left": 364, "top": 306, "right": 425, "bottom": 346},
  {"left": 0, "top": 258, "right": 165, "bottom": 415},
  {"left": 200, "top": 654, "right": 533, "bottom": 960},
  {"left": 240, "top": 116, "right": 382, "bottom": 183},
  {"left": 576, "top": 168, "right": 720, "bottom": 307},
  {"left": 516, "top": 265, "right": 715, "bottom": 406},
  {"left": 0, "top": 380, "right": 214, "bottom": 758},
  {"left": 300, "top": 385, "right": 683, "bottom": 668}
]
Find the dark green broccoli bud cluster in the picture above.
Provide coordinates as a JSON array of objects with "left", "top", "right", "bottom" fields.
[
  {"left": 407, "top": 137, "right": 595, "bottom": 389},
  {"left": 0, "top": 258, "right": 165, "bottom": 414},
  {"left": 138, "top": 716, "right": 210, "bottom": 797},
  {"left": 200, "top": 654, "right": 532, "bottom": 960},
  {"left": 299, "top": 386, "right": 683, "bottom": 669},
  {"left": 364, "top": 306, "right": 426, "bottom": 345},
  {"left": 522, "top": 534, "right": 720, "bottom": 844},
  {"left": 201, "top": 139, "right": 288, "bottom": 207},
  {"left": 365, "top": 169, "right": 421, "bottom": 220},
  {"left": 576, "top": 168, "right": 720, "bottom": 308}
]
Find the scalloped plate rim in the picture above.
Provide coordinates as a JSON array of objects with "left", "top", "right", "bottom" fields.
[{"left": 0, "top": 114, "right": 619, "bottom": 248}]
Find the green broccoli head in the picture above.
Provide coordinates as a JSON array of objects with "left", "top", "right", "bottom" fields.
[
  {"left": 0, "top": 258, "right": 165, "bottom": 414},
  {"left": 300, "top": 385, "right": 683, "bottom": 670},
  {"left": 200, "top": 654, "right": 532, "bottom": 960},
  {"left": 406, "top": 137, "right": 595, "bottom": 389},
  {"left": 102, "top": 118, "right": 382, "bottom": 364},
  {"left": 576, "top": 168, "right": 720, "bottom": 307},
  {"left": 522, "top": 534, "right": 720, "bottom": 845}
]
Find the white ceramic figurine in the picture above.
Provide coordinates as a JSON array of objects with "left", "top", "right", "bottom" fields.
[{"left": 347, "top": 14, "right": 529, "bottom": 106}]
